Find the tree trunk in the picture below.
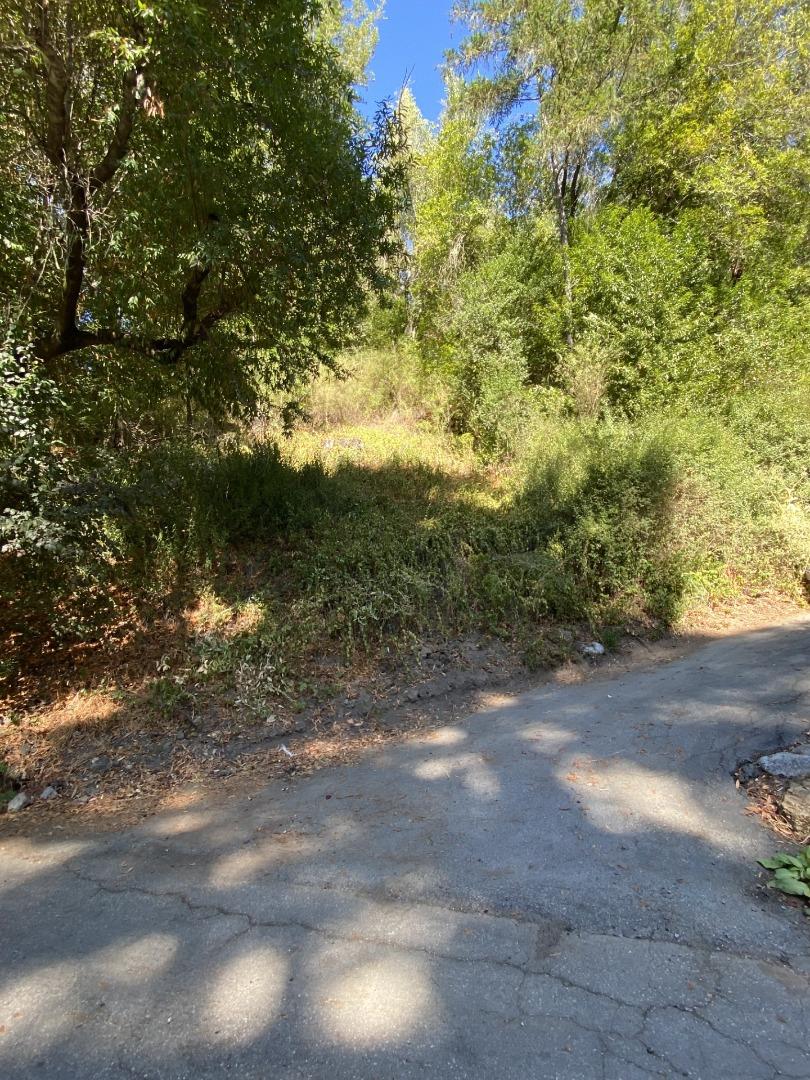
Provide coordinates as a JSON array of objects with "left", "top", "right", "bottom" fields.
[{"left": 552, "top": 164, "right": 574, "bottom": 349}]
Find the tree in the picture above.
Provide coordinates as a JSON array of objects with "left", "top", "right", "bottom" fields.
[
  {"left": 0, "top": 0, "right": 404, "bottom": 421},
  {"left": 451, "top": 0, "right": 658, "bottom": 344},
  {"left": 410, "top": 86, "right": 498, "bottom": 348},
  {"left": 612, "top": 0, "right": 810, "bottom": 284},
  {"left": 318, "top": 0, "right": 384, "bottom": 87}
]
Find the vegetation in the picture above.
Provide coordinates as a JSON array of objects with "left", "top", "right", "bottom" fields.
[
  {"left": 1, "top": 0, "right": 808, "bottom": 756},
  {"left": 759, "top": 849, "right": 810, "bottom": 908}
]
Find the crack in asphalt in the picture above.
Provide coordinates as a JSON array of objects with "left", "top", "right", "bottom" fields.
[
  {"left": 64, "top": 861, "right": 810, "bottom": 1075},
  {"left": 5, "top": 618, "right": 809, "bottom": 1079}
]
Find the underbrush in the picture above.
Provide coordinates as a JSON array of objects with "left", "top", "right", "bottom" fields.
[
  {"left": 303, "top": 345, "right": 448, "bottom": 431},
  {"left": 3, "top": 395, "right": 806, "bottom": 704}
]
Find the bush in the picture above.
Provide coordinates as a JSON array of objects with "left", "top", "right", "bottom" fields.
[
  {"left": 0, "top": 417, "right": 332, "bottom": 658},
  {"left": 513, "top": 421, "right": 684, "bottom": 621},
  {"left": 3, "top": 353, "right": 806, "bottom": 682},
  {"left": 442, "top": 244, "right": 537, "bottom": 457},
  {"left": 513, "top": 412, "right": 808, "bottom": 622}
]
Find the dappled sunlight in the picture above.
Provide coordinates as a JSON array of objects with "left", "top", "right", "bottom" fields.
[
  {"left": 518, "top": 722, "right": 576, "bottom": 753},
  {"left": 563, "top": 759, "right": 744, "bottom": 846},
  {"left": 209, "top": 831, "right": 323, "bottom": 887},
  {"left": 1, "top": 620, "right": 807, "bottom": 1076},
  {"left": 0, "top": 933, "right": 178, "bottom": 1048},
  {"left": 0, "top": 692, "right": 124, "bottom": 782},
  {"left": 0, "top": 958, "right": 83, "bottom": 1047},
  {"left": 285, "top": 423, "right": 476, "bottom": 482},
  {"left": 477, "top": 691, "right": 519, "bottom": 710},
  {"left": 0, "top": 839, "right": 91, "bottom": 890},
  {"left": 314, "top": 952, "right": 438, "bottom": 1048},
  {"left": 140, "top": 810, "right": 217, "bottom": 838},
  {"left": 205, "top": 944, "right": 288, "bottom": 1045},
  {"left": 93, "top": 933, "right": 179, "bottom": 986},
  {"left": 182, "top": 591, "right": 265, "bottom": 639},
  {"left": 421, "top": 727, "right": 468, "bottom": 746},
  {"left": 413, "top": 751, "right": 501, "bottom": 799}
]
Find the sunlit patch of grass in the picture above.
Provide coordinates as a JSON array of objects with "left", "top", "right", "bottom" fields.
[{"left": 284, "top": 422, "right": 477, "bottom": 480}]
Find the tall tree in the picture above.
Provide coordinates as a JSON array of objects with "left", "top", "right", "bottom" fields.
[
  {"left": 452, "top": 0, "right": 656, "bottom": 344},
  {"left": 318, "top": 0, "right": 384, "bottom": 86},
  {"left": 0, "top": 0, "right": 403, "bottom": 418},
  {"left": 612, "top": 0, "right": 810, "bottom": 284}
]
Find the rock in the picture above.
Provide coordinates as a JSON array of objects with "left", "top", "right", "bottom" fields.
[
  {"left": 7, "top": 792, "right": 32, "bottom": 812},
  {"left": 89, "top": 755, "right": 111, "bottom": 774},
  {"left": 580, "top": 642, "right": 606, "bottom": 657},
  {"left": 39, "top": 786, "right": 58, "bottom": 801},
  {"left": 758, "top": 752, "right": 810, "bottom": 780},
  {"left": 781, "top": 779, "right": 810, "bottom": 837}
]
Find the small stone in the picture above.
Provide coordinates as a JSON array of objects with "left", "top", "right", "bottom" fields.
[
  {"left": 580, "top": 642, "right": 606, "bottom": 657},
  {"left": 758, "top": 752, "right": 810, "bottom": 780},
  {"left": 781, "top": 779, "right": 810, "bottom": 836},
  {"left": 89, "top": 755, "right": 111, "bottom": 774},
  {"left": 7, "top": 792, "right": 32, "bottom": 812},
  {"left": 39, "top": 786, "right": 58, "bottom": 801}
]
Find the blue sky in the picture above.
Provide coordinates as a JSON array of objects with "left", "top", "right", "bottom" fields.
[{"left": 359, "top": 1, "right": 458, "bottom": 122}]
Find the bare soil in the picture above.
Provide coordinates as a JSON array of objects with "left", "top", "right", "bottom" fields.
[{"left": 1, "top": 591, "right": 805, "bottom": 834}]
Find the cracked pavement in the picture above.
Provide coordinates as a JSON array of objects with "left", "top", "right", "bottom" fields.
[{"left": 1, "top": 616, "right": 809, "bottom": 1079}]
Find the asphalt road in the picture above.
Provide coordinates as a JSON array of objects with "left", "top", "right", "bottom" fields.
[{"left": 2, "top": 617, "right": 809, "bottom": 1079}]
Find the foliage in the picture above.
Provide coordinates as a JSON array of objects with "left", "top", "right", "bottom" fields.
[
  {"left": 304, "top": 345, "right": 446, "bottom": 429},
  {"left": 759, "top": 849, "right": 810, "bottom": 908},
  {"left": 7, "top": 390, "right": 807, "bottom": 684},
  {"left": 0, "top": 0, "right": 404, "bottom": 425},
  {"left": 399, "top": 0, "right": 809, "bottom": 437},
  {"left": 410, "top": 109, "right": 499, "bottom": 349},
  {"left": 2, "top": 0, "right": 809, "bottom": 713}
]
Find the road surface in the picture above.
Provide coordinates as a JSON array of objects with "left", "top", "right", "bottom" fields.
[{"left": 2, "top": 617, "right": 809, "bottom": 1079}]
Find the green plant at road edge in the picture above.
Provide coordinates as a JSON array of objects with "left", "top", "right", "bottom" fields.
[{"left": 758, "top": 848, "right": 810, "bottom": 912}]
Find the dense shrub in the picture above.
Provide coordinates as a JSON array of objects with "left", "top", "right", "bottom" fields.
[
  {"left": 3, "top": 337, "right": 806, "bottom": 676},
  {"left": 0, "top": 414, "right": 331, "bottom": 657}
]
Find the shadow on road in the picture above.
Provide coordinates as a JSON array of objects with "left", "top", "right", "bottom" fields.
[{"left": 1, "top": 618, "right": 809, "bottom": 1078}]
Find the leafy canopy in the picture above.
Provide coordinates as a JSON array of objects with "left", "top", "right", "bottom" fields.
[{"left": 0, "top": 0, "right": 404, "bottom": 420}]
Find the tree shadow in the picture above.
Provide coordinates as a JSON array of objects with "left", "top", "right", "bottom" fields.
[{"left": 1, "top": 618, "right": 809, "bottom": 1077}]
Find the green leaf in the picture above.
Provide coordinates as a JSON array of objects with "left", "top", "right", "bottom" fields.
[
  {"left": 758, "top": 854, "right": 801, "bottom": 870},
  {"left": 768, "top": 873, "right": 810, "bottom": 898}
]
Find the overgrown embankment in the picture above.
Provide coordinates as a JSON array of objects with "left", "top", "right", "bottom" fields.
[{"left": 1, "top": 349, "right": 807, "bottom": 808}]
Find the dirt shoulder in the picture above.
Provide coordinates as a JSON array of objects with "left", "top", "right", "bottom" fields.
[{"left": 2, "top": 593, "right": 805, "bottom": 835}]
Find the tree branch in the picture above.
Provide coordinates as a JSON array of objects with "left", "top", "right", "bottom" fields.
[
  {"left": 30, "top": 2, "right": 69, "bottom": 169},
  {"left": 35, "top": 300, "right": 232, "bottom": 365},
  {"left": 90, "top": 67, "right": 140, "bottom": 192}
]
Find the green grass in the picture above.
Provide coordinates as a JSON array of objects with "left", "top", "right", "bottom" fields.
[{"left": 2, "top": 354, "right": 807, "bottom": 701}]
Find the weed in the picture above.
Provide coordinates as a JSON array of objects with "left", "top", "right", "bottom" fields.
[
  {"left": 145, "top": 676, "right": 193, "bottom": 722},
  {"left": 759, "top": 848, "right": 810, "bottom": 910}
]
